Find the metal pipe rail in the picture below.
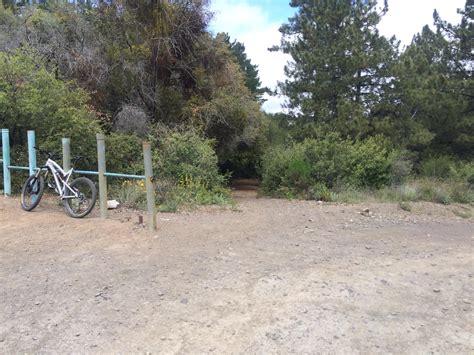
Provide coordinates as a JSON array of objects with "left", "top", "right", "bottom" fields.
[{"left": 1, "top": 129, "right": 156, "bottom": 231}]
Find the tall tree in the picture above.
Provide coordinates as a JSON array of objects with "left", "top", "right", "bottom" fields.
[
  {"left": 273, "top": 0, "right": 397, "bottom": 138},
  {"left": 391, "top": 1, "right": 473, "bottom": 157},
  {"left": 221, "top": 33, "right": 265, "bottom": 100}
]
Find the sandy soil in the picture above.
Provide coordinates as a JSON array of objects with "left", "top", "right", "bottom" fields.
[{"left": 0, "top": 193, "right": 473, "bottom": 353}]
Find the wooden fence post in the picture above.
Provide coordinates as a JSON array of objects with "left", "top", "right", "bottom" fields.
[
  {"left": 96, "top": 133, "right": 108, "bottom": 219},
  {"left": 27, "top": 130, "right": 37, "bottom": 176},
  {"left": 2, "top": 129, "right": 11, "bottom": 196},
  {"left": 143, "top": 142, "right": 156, "bottom": 231},
  {"left": 62, "top": 138, "right": 71, "bottom": 172}
]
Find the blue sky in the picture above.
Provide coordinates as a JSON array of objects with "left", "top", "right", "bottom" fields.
[{"left": 210, "top": 0, "right": 466, "bottom": 113}]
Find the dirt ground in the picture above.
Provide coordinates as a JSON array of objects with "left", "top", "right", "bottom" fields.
[{"left": 0, "top": 192, "right": 473, "bottom": 353}]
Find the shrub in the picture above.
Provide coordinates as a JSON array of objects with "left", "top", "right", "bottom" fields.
[
  {"left": 110, "top": 180, "right": 147, "bottom": 209},
  {"left": 150, "top": 130, "right": 232, "bottom": 211},
  {"left": 261, "top": 134, "right": 396, "bottom": 198},
  {"left": 0, "top": 50, "right": 100, "bottom": 165},
  {"left": 308, "top": 182, "right": 333, "bottom": 201},
  {"left": 398, "top": 185, "right": 418, "bottom": 202},
  {"left": 157, "top": 175, "right": 232, "bottom": 212},
  {"left": 450, "top": 161, "right": 474, "bottom": 186},
  {"left": 349, "top": 136, "right": 395, "bottom": 188},
  {"left": 154, "top": 130, "right": 226, "bottom": 188},
  {"left": 389, "top": 151, "right": 414, "bottom": 184},
  {"left": 419, "top": 155, "right": 455, "bottom": 179},
  {"left": 399, "top": 201, "right": 412, "bottom": 212},
  {"left": 106, "top": 133, "right": 144, "bottom": 175},
  {"left": 449, "top": 182, "right": 474, "bottom": 204}
]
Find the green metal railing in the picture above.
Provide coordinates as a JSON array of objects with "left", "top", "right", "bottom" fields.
[{"left": 1, "top": 129, "right": 156, "bottom": 231}]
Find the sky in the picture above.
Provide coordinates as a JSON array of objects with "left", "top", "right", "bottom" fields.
[{"left": 209, "top": 0, "right": 466, "bottom": 113}]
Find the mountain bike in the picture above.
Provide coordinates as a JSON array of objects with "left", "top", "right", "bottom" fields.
[{"left": 20, "top": 147, "right": 97, "bottom": 218}]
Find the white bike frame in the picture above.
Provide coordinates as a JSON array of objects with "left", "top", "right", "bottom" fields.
[{"left": 36, "top": 158, "right": 78, "bottom": 199}]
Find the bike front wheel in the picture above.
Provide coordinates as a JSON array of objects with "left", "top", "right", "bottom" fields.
[
  {"left": 63, "top": 177, "right": 97, "bottom": 218},
  {"left": 21, "top": 174, "right": 45, "bottom": 211}
]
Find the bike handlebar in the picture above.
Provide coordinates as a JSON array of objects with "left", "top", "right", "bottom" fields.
[
  {"left": 34, "top": 146, "right": 59, "bottom": 159},
  {"left": 34, "top": 146, "right": 86, "bottom": 165}
]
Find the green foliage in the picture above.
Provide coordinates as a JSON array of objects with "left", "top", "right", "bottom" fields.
[
  {"left": 398, "top": 201, "right": 412, "bottom": 212},
  {"left": 105, "top": 133, "right": 144, "bottom": 175},
  {"left": 110, "top": 180, "right": 147, "bottom": 210},
  {"left": 274, "top": 0, "right": 397, "bottom": 137},
  {"left": 385, "top": 179, "right": 473, "bottom": 205},
  {"left": 261, "top": 135, "right": 396, "bottom": 198},
  {"left": 0, "top": 2, "right": 264, "bottom": 174},
  {"left": 419, "top": 156, "right": 474, "bottom": 187},
  {"left": 308, "top": 183, "right": 333, "bottom": 202},
  {"left": 349, "top": 136, "right": 395, "bottom": 188},
  {"left": 221, "top": 32, "right": 265, "bottom": 100},
  {"left": 153, "top": 130, "right": 225, "bottom": 188},
  {"left": 0, "top": 50, "right": 99, "bottom": 163},
  {"left": 142, "top": 129, "right": 233, "bottom": 211},
  {"left": 157, "top": 175, "right": 232, "bottom": 212},
  {"left": 419, "top": 156, "right": 455, "bottom": 179},
  {"left": 390, "top": 151, "right": 414, "bottom": 185},
  {"left": 390, "top": 10, "right": 474, "bottom": 158}
]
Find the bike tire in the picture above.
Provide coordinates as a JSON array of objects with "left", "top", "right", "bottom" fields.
[
  {"left": 21, "top": 174, "right": 45, "bottom": 211},
  {"left": 63, "top": 177, "right": 97, "bottom": 218}
]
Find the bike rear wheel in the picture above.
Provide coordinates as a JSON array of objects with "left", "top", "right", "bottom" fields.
[
  {"left": 63, "top": 177, "right": 97, "bottom": 218},
  {"left": 21, "top": 175, "right": 45, "bottom": 211}
]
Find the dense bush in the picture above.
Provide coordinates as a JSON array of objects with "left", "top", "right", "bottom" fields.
[
  {"left": 419, "top": 155, "right": 455, "bottom": 179},
  {"left": 145, "top": 130, "right": 232, "bottom": 211},
  {"left": 419, "top": 156, "right": 474, "bottom": 186},
  {"left": 105, "top": 133, "right": 144, "bottom": 175},
  {"left": 261, "top": 135, "right": 396, "bottom": 198},
  {"left": 153, "top": 130, "right": 226, "bottom": 188},
  {"left": 0, "top": 50, "right": 99, "bottom": 163}
]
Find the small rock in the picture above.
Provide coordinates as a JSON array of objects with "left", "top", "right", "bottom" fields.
[
  {"left": 433, "top": 288, "right": 441, "bottom": 293},
  {"left": 34, "top": 301, "right": 40, "bottom": 306},
  {"left": 462, "top": 299, "right": 471, "bottom": 304},
  {"left": 365, "top": 246, "right": 372, "bottom": 250},
  {"left": 246, "top": 270, "right": 251, "bottom": 274},
  {"left": 158, "top": 291, "right": 165, "bottom": 296},
  {"left": 75, "top": 333, "right": 80, "bottom": 337},
  {"left": 107, "top": 199, "right": 120, "bottom": 209}
]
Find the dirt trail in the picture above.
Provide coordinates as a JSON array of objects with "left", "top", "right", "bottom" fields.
[{"left": 0, "top": 195, "right": 473, "bottom": 353}]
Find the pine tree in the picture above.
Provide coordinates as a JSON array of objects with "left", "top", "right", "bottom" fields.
[
  {"left": 392, "top": 1, "right": 473, "bottom": 157},
  {"left": 274, "top": 0, "right": 397, "bottom": 138},
  {"left": 222, "top": 33, "right": 265, "bottom": 100}
]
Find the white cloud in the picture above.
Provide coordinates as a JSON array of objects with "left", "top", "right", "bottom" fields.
[
  {"left": 209, "top": 0, "right": 290, "bottom": 113},
  {"left": 210, "top": 0, "right": 466, "bottom": 113},
  {"left": 379, "top": 0, "right": 465, "bottom": 47}
]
